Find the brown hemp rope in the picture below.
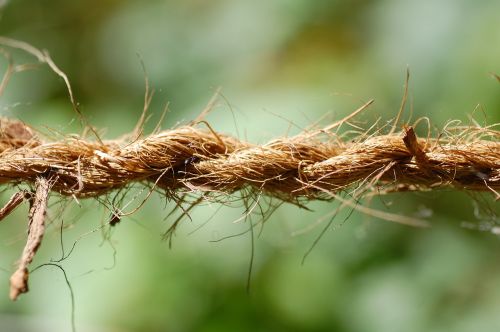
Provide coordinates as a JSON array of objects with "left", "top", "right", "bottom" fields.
[
  {"left": 0, "top": 117, "right": 498, "bottom": 199},
  {"left": 0, "top": 115, "right": 498, "bottom": 300},
  {"left": 0, "top": 36, "right": 497, "bottom": 303}
]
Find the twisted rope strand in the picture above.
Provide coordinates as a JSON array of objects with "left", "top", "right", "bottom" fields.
[
  {"left": 0, "top": 118, "right": 498, "bottom": 199},
  {"left": 1, "top": 116, "right": 499, "bottom": 301}
]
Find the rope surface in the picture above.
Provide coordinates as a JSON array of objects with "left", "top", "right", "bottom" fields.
[{"left": 0, "top": 117, "right": 498, "bottom": 199}]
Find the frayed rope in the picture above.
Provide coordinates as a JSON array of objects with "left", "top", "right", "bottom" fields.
[
  {"left": 0, "top": 108, "right": 499, "bottom": 300},
  {"left": 0, "top": 116, "right": 498, "bottom": 199},
  {"left": 0, "top": 35, "right": 498, "bottom": 301}
]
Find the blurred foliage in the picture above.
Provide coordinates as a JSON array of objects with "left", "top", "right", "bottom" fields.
[{"left": 0, "top": 0, "right": 499, "bottom": 331}]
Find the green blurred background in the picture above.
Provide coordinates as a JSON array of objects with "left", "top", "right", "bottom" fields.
[{"left": 0, "top": 0, "right": 499, "bottom": 331}]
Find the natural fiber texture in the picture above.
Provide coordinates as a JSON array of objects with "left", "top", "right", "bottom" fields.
[
  {"left": 0, "top": 116, "right": 498, "bottom": 200},
  {"left": 0, "top": 36, "right": 498, "bottom": 308},
  {"left": 0, "top": 112, "right": 499, "bottom": 301},
  {"left": 0, "top": 37, "right": 496, "bottom": 201},
  {"left": 9, "top": 177, "right": 50, "bottom": 300}
]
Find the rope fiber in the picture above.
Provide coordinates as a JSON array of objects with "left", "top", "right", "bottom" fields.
[{"left": 0, "top": 117, "right": 498, "bottom": 199}]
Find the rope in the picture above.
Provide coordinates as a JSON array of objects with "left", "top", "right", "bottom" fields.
[{"left": 0, "top": 117, "right": 498, "bottom": 199}]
